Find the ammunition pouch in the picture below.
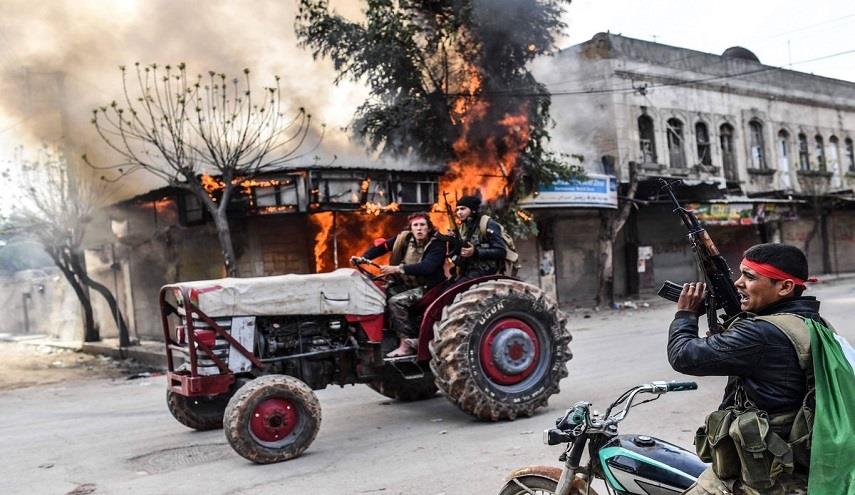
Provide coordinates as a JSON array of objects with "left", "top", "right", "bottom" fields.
[
  {"left": 695, "top": 409, "right": 740, "bottom": 479},
  {"left": 729, "top": 410, "right": 794, "bottom": 490},
  {"left": 786, "top": 391, "right": 814, "bottom": 470},
  {"left": 695, "top": 407, "right": 797, "bottom": 490}
]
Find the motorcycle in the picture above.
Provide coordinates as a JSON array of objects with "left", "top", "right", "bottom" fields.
[{"left": 499, "top": 381, "right": 708, "bottom": 495}]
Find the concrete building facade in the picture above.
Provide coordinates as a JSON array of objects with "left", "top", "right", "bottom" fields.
[{"left": 533, "top": 33, "right": 855, "bottom": 304}]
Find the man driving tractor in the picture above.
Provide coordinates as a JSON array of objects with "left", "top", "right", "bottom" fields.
[{"left": 356, "top": 212, "right": 447, "bottom": 357}]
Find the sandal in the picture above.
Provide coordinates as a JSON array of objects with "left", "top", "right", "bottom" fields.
[
  {"left": 386, "top": 346, "right": 416, "bottom": 358},
  {"left": 386, "top": 338, "right": 417, "bottom": 358}
]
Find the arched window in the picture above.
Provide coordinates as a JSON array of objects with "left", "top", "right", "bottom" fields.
[
  {"left": 667, "top": 118, "right": 686, "bottom": 168},
  {"left": 637, "top": 115, "right": 657, "bottom": 163},
  {"left": 720, "top": 123, "right": 737, "bottom": 182},
  {"left": 695, "top": 122, "right": 712, "bottom": 166},
  {"left": 798, "top": 133, "right": 810, "bottom": 171},
  {"left": 748, "top": 120, "right": 766, "bottom": 169},
  {"left": 777, "top": 130, "right": 791, "bottom": 188},
  {"left": 846, "top": 138, "right": 855, "bottom": 172},
  {"left": 815, "top": 135, "right": 826, "bottom": 171},
  {"left": 829, "top": 136, "right": 841, "bottom": 187}
]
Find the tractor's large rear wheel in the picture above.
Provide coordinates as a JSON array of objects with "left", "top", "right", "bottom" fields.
[
  {"left": 430, "top": 279, "right": 572, "bottom": 421},
  {"left": 367, "top": 363, "right": 438, "bottom": 401},
  {"left": 224, "top": 375, "right": 321, "bottom": 464}
]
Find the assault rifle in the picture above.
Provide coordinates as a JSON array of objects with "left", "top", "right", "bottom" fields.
[
  {"left": 440, "top": 192, "right": 472, "bottom": 251},
  {"left": 657, "top": 179, "right": 742, "bottom": 334}
]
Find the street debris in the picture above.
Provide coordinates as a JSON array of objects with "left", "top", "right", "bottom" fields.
[{"left": 65, "top": 483, "right": 96, "bottom": 495}]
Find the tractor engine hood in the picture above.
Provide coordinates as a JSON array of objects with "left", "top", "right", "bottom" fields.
[{"left": 162, "top": 268, "right": 385, "bottom": 317}]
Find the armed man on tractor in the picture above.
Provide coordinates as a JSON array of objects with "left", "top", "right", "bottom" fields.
[
  {"left": 668, "top": 243, "right": 854, "bottom": 494},
  {"left": 450, "top": 195, "right": 518, "bottom": 281},
  {"left": 355, "top": 212, "right": 447, "bottom": 358}
]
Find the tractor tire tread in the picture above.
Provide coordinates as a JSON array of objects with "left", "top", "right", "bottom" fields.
[
  {"left": 430, "top": 280, "right": 572, "bottom": 421},
  {"left": 223, "top": 375, "right": 321, "bottom": 464}
]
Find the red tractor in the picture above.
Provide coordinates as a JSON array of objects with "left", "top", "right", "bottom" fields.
[{"left": 160, "top": 261, "right": 572, "bottom": 464}]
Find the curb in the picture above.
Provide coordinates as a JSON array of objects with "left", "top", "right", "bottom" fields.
[{"left": 80, "top": 342, "right": 166, "bottom": 370}]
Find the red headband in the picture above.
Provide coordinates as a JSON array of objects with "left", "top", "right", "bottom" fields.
[{"left": 741, "top": 258, "right": 817, "bottom": 287}]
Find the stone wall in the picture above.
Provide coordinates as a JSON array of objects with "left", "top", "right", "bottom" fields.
[{"left": 0, "top": 268, "right": 81, "bottom": 340}]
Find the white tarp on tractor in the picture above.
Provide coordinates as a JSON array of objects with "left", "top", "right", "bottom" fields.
[{"left": 164, "top": 268, "right": 386, "bottom": 317}]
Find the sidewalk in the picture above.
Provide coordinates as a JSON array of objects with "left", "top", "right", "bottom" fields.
[{"left": 4, "top": 334, "right": 166, "bottom": 370}]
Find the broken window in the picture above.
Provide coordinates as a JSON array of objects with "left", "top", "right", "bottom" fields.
[
  {"left": 748, "top": 120, "right": 766, "bottom": 169},
  {"left": 695, "top": 122, "right": 712, "bottom": 166},
  {"left": 815, "top": 135, "right": 826, "bottom": 171},
  {"left": 720, "top": 123, "right": 738, "bottom": 182},
  {"left": 829, "top": 136, "right": 842, "bottom": 187},
  {"left": 178, "top": 191, "right": 206, "bottom": 225},
  {"left": 846, "top": 138, "right": 855, "bottom": 172},
  {"left": 310, "top": 171, "right": 385, "bottom": 206},
  {"left": 637, "top": 114, "right": 657, "bottom": 163},
  {"left": 666, "top": 118, "right": 686, "bottom": 168},
  {"left": 778, "top": 130, "right": 791, "bottom": 188},
  {"left": 798, "top": 133, "right": 810, "bottom": 171},
  {"left": 394, "top": 180, "right": 436, "bottom": 205},
  {"left": 251, "top": 179, "right": 299, "bottom": 212}
]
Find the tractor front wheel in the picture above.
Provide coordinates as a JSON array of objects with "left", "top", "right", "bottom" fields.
[
  {"left": 223, "top": 375, "right": 321, "bottom": 464},
  {"left": 430, "top": 279, "right": 572, "bottom": 421}
]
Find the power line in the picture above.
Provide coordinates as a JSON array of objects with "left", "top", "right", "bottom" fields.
[
  {"left": 743, "top": 13, "right": 855, "bottom": 43},
  {"left": 448, "top": 46, "right": 855, "bottom": 99}
]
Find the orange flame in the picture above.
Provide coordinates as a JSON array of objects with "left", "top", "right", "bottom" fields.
[
  {"left": 308, "top": 212, "right": 404, "bottom": 273},
  {"left": 363, "top": 201, "right": 400, "bottom": 216},
  {"left": 309, "top": 212, "right": 334, "bottom": 273},
  {"left": 258, "top": 205, "right": 295, "bottom": 215},
  {"left": 430, "top": 66, "right": 531, "bottom": 234},
  {"left": 199, "top": 174, "right": 287, "bottom": 199},
  {"left": 201, "top": 174, "right": 222, "bottom": 196}
]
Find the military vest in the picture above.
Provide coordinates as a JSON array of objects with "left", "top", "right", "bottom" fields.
[
  {"left": 695, "top": 313, "right": 816, "bottom": 491},
  {"left": 389, "top": 231, "right": 435, "bottom": 288},
  {"left": 459, "top": 217, "right": 501, "bottom": 275}
]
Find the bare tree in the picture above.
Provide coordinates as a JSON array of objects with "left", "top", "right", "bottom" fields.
[
  {"left": 2, "top": 148, "right": 130, "bottom": 344},
  {"left": 596, "top": 162, "right": 640, "bottom": 306},
  {"left": 88, "top": 63, "right": 319, "bottom": 276}
]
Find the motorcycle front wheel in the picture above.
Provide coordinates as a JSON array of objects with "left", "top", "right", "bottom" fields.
[
  {"left": 499, "top": 474, "right": 598, "bottom": 495},
  {"left": 499, "top": 475, "right": 556, "bottom": 495}
]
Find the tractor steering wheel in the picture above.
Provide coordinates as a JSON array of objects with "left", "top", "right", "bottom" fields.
[{"left": 350, "top": 257, "right": 386, "bottom": 281}]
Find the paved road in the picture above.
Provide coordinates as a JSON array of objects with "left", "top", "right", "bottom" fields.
[{"left": 1, "top": 281, "right": 852, "bottom": 495}]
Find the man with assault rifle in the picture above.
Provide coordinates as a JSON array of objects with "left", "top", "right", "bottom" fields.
[
  {"left": 658, "top": 180, "right": 853, "bottom": 494},
  {"left": 441, "top": 193, "right": 509, "bottom": 281}
]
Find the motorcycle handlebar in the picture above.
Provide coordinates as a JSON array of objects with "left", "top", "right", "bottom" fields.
[
  {"left": 553, "top": 381, "right": 700, "bottom": 439},
  {"left": 666, "top": 381, "right": 698, "bottom": 392}
]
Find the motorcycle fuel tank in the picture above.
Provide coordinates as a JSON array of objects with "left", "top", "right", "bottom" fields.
[{"left": 597, "top": 434, "right": 707, "bottom": 494}]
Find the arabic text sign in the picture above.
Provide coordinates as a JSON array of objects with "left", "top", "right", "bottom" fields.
[{"left": 519, "top": 174, "right": 618, "bottom": 209}]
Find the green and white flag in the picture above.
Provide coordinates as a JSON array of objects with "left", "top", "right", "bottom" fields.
[{"left": 807, "top": 319, "right": 855, "bottom": 493}]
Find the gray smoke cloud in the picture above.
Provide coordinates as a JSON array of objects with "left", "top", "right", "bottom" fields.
[
  {"left": 530, "top": 42, "right": 610, "bottom": 172},
  {"left": 0, "top": 0, "right": 373, "bottom": 202}
]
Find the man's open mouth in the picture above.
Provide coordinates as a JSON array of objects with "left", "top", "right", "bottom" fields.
[{"left": 738, "top": 291, "right": 749, "bottom": 303}]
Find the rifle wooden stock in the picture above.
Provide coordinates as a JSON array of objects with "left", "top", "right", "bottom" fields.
[{"left": 657, "top": 180, "right": 742, "bottom": 325}]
